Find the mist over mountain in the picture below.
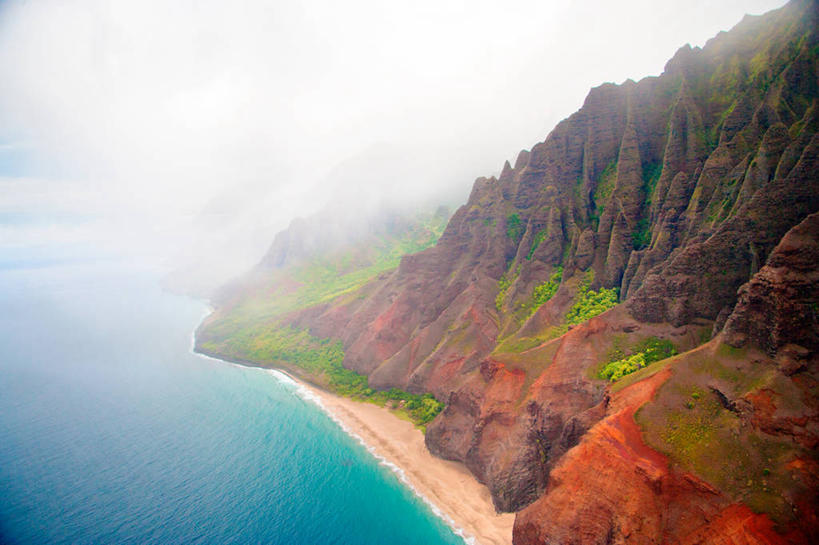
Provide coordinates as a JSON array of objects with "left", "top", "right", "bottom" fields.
[
  {"left": 1, "top": 0, "right": 787, "bottom": 283},
  {"left": 199, "top": 1, "right": 819, "bottom": 543}
]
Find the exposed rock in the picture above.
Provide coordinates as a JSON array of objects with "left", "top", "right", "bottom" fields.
[
  {"left": 513, "top": 368, "right": 729, "bottom": 545},
  {"left": 723, "top": 212, "right": 819, "bottom": 358},
  {"left": 199, "top": 2, "right": 819, "bottom": 542}
]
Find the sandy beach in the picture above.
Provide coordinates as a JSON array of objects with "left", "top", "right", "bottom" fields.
[{"left": 296, "top": 381, "right": 514, "bottom": 545}]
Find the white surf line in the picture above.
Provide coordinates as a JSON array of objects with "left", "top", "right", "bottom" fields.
[
  {"left": 188, "top": 319, "right": 479, "bottom": 545},
  {"left": 266, "top": 369, "right": 478, "bottom": 545}
]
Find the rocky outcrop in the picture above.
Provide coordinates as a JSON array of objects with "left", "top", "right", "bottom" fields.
[
  {"left": 628, "top": 130, "right": 819, "bottom": 326},
  {"left": 514, "top": 352, "right": 817, "bottom": 545},
  {"left": 723, "top": 212, "right": 819, "bottom": 359},
  {"left": 514, "top": 367, "right": 714, "bottom": 545}
]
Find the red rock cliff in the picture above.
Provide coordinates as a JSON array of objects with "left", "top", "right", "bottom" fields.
[{"left": 201, "top": 1, "right": 819, "bottom": 542}]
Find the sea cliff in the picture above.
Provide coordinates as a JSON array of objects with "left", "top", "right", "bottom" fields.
[{"left": 197, "top": 1, "right": 819, "bottom": 543}]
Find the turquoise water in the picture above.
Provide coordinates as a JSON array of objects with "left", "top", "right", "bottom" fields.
[{"left": 0, "top": 262, "right": 466, "bottom": 545}]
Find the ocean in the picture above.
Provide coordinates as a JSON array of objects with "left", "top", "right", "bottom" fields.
[{"left": 0, "top": 260, "right": 466, "bottom": 545}]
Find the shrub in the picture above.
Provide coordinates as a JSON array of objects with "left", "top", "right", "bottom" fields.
[
  {"left": 593, "top": 160, "right": 617, "bottom": 217},
  {"left": 495, "top": 267, "right": 520, "bottom": 313},
  {"left": 496, "top": 273, "right": 512, "bottom": 312},
  {"left": 527, "top": 230, "right": 547, "bottom": 260},
  {"left": 599, "top": 337, "right": 677, "bottom": 381},
  {"left": 219, "top": 325, "right": 444, "bottom": 427},
  {"left": 519, "top": 266, "right": 563, "bottom": 318},
  {"left": 600, "top": 353, "right": 647, "bottom": 381},
  {"left": 565, "top": 284, "right": 619, "bottom": 326},
  {"left": 532, "top": 267, "right": 563, "bottom": 306},
  {"left": 631, "top": 218, "right": 651, "bottom": 250},
  {"left": 506, "top": 213, "right": 524, "bottom": 240}
]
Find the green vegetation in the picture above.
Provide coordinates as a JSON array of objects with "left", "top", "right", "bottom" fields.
[
  {"left": 532, "top": 267, "right": 563, "bottom": 307},
  {"left": 506, "top": 213, "right": 524, "bottom": 240},
  {"left": 203, "top": 214, "right": 448, "bottom": 343},
  {"left": 591, "top": 159, "right": 618, "bottom": 223},
  {"left": 495, "top": 274, "right": 512, "bottom": 312},
  {"left": 202, "top": 325, "right": 444, "bottom": 429},
  {"left": 601, "top": 353, "right": 649, "bottom": 381},
  {"left": 641, "top": 161, "right": 662, "bottom": 200},
  {"left": 564, "top": 276, "right": 619, "bottom": 326},
  {"left": 631, "top": 218, "right": 651, "bottom": 250},
  {"left": 639, "top": 379, "right": 796, "bottom": 523},
  {"left": 636, "top": 337, "right": 806, "bottom": 525},
  {"left": 498, "top": 265, "right": 563, "bottom": 323},
  {"left": 282, "top": 216, "right": 446, "bottom": 312},
  {"left": 609, "top": 355, "right": 675, "bottom": 394},
  {"left": 518, "top": 267, "right": 563, "bottom": 319},
  {"left": 599, "top": 337, "right": 677, "bottom": 381},
  {"left": 494, "top": 335, "right": 548, "bottom": 354},
  {"left": 495, "top": 267, "right": 519, "bottom": 312},
  {"left": 497, "top": 269, "right": 621, "bottom": 352},
  {"left": 369, "top": 388, "right": 444, "bottom": 428},
  {"left": 630, "top": 161, "right": 661, "bottom": 249},
  {"left": 527, "top": 230, "right": 547, "bottom": 260},
  {"left": 655, "top": 385, "right": 721, "bottom": 461},
  {"left": 197, "top": 213, "right": 450, "bottom": 430}
]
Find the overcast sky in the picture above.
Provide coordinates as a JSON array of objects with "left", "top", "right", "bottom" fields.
[{"left": 0, "top": 0, "right": 788, "bottom": 281}]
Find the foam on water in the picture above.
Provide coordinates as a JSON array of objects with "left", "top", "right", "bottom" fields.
[
  {"left": 190, "top": 342, "right": 477, "bottom": 544},
  {"left": 1, "top": 265, "right": 468, "bottom": 545},
  {"left": 263, "top": 367, "right": 479, "bottom": 545}
]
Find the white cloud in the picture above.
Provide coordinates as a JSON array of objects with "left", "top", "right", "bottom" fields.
[{"left": 0, "top": 0, "right": 788, "bottom": 277}]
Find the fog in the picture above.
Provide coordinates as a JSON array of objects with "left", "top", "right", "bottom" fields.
[{"left": 0, "top": 0, "right": 787, "bottom": 288}]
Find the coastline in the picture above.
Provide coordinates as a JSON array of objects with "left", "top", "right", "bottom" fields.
[
  {"left": 194, "top": 346, "right": 513, "bottom": 545},
  {"left": 294, "top": 380, "right": 515, "bottom": 545}
]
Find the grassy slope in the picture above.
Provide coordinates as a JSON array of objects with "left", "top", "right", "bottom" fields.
[
  {"left": 198, "top": 212, "right": 448, "bottom": 429},
  {"left": 207, "top": 214, "right": 448, "bottom": 341},
  {"left": 494, "top": 269, "right": 619, "bottom": 355},
  {"left": 636, "top": 342, "right": 811, "bottom": 525}
]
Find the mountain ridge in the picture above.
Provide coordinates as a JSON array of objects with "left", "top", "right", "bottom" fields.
[{"left": 197, "top": 2, "right": 819, "bottom": 542}]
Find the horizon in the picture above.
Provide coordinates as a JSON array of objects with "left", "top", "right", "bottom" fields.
[{"left": 2, "top": 2, "right": 817, "bottom": 544}]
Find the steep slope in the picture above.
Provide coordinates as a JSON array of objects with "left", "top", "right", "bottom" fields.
[
  {"left": 517, "top": 213, "right": 819, "bottom": 544},
  {"left": 201, "top": 206, "right": 449, "bottom": 342},
  {"left": 198, "top": 1, "right": 819, "bottom": 543},
  {"left": 197, "top": 207, "right": 451, "bottom": 426}
]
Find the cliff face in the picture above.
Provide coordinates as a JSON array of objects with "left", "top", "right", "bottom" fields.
[
  {"left": 319, "top": 0, "right": 819, "bottom": 377},
  {"left": 199, "top": 1, "right": 819, "bottom": 543},
  {"left": 723, "top": 212, "right": 819, "bottom": 360},
  {"left": 515, "top": 212, "right": 819, "bottom": 544}
]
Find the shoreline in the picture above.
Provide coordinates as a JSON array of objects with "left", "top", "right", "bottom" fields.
[
  {"left": 194, "top": 347, "right": 513, "bottom": 545},
  {"left": 293, "top": 379, "right": 515, "bottom": 545}
]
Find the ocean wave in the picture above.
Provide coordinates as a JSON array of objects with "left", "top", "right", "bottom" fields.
[
  {"left": 271, "top": 372, "right": 478, "bottom": 545},
  {"left": 195, "top": 351, "right": 478, "bottom": 545},
  {"left": 264, "top": 368, "right": 298, "bottom": 387}
]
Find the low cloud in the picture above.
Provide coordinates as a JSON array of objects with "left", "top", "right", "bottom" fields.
[{"left": 0, "top": 0, "right": 787, "bottom": 278}]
